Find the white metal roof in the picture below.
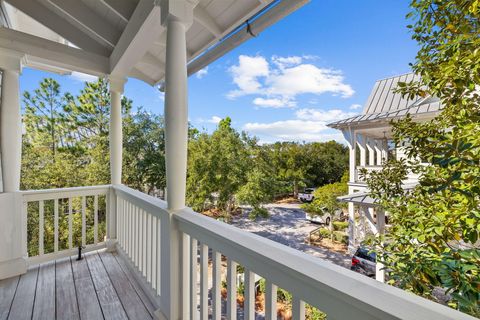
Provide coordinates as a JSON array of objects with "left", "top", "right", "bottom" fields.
[
  {"left": 0, "top": 0, "right": 308, "bottom": 85},
  {"left": 328, "top": 73, "right": 443, "bottom": 129}
]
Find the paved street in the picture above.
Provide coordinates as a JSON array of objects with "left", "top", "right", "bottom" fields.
[{"left": 231, "top": 203, "right": 351, "bottom": 268}]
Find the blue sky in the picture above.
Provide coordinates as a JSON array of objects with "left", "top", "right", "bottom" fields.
[{"left": 19, "top": 0, "right": 417, "bottom": 144}]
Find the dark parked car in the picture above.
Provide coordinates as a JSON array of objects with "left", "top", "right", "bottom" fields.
[{"left": 351, "top": 247, "right": 376, "bottom": 277}]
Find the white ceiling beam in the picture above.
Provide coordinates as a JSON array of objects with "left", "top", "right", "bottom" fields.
[
  {"left": 140, "top": 52, "right": 165, "bottom": 68},
  {"left": 193, "top": 5, "right": 222, "bottom": 37},
  {"left": 110, "top": 0, "right": 162, "bottom": 77},
  {"left": 0, "top": 28, "right": 109, "bottom": 76},
  {"left": 129, "top": 67, "right": 157, "bottom": 86},
  {"left": 4, "top": 0, "right": 110, "bottom": 56},
  {"left": 45, "top": 0, "right": 121, "bottom": 48},
  {"left": 100, "top": 0, "right": 137, "bottom": 23}
]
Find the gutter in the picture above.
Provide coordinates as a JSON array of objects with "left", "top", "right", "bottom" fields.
[{"left": 186, "top": 0, "right": 309, "bottom": 77}]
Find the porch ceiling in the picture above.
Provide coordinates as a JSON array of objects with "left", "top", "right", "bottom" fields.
[{"left": 0, "top": 0, "right": 308, "bottom": 85}]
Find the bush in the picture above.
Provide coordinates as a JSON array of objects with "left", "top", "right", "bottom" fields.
[
  {"left": 248, "top": 206, "right": 269, "bottom": 220},
  {"left": 318, "top": 228, "right": 330, "bottom": 239},
  {"left": 333, "top": 231, "right": 348, "bottom": 244},
  {"left": 333, "top": 221, "right": 348, "bottom": 231}
]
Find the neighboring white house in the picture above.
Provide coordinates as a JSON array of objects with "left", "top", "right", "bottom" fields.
[{"left": 328, "top": 73, "right": 443, "bottom": 281}]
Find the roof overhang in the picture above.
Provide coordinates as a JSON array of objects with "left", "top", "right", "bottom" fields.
[{"left": 0, "top": 0, "right": 309, "bottom": 85}]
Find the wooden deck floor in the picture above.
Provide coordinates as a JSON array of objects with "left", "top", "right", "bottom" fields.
[{"left": 0, "top": 250, "right": 156, "bottom": 320}]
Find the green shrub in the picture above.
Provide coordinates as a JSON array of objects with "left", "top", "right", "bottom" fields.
[
  {"left": 306, "top": 305, "right": 327, "bottom": 320},
  {"left": 318, "top": 228, "right": 330, "bottom": 239},
  {"left": 333, "top": 231, "right": 348, "bottom": 244},
  {"left": 333, "top": 221, "right": 348, "bottom": 231},
  {"left": 248, "top": 206, "right": 269, "bottom": 220}
]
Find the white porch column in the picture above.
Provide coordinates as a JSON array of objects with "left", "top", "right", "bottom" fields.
[
  {"left": 375, "top": 209, "right": 386, "bottom": 282},
  {"left": 109, "top": 77, "right": 126, "bottom": 185},
  {"left": 356, "top": 133, "right": 366, "bottom": 167},
  {"left": 106, "top": 77, "right": 126, "bottom": 251},
  {"left": 342, "top": 129, "right": 356, "bottom": 183},
  {"left": 347, "top": 202, "right": 356, "bottom": 252},
  {"left": 160, "top": 1, "right": 196, "bottom": 318},
  {"left": 374, "top": 140, "right": 382, "bottom": 166},
  {"left": 366, "top": 138, "right": 375, "bottom": 166},
  {"left": 1, "top": 53, "right": 23, "bottom": 192},
  {"left": 0, "top": 50, "right": 27, "bottom": 279}
]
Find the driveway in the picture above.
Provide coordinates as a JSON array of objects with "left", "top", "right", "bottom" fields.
[{"left": 231, "top": 203, "right": 351, "bottom": 268}]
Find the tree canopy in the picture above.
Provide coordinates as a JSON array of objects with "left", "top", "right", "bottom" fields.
[{"left": 363, "top": 0, "right": 480, "bottom": 316}]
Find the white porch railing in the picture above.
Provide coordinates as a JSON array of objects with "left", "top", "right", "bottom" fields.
[
  {"left": 21, "top": 185, "right": 110, "bottom": 265},
  {"left": 18, "top": 184, "right": 475, "bottom": 320}
]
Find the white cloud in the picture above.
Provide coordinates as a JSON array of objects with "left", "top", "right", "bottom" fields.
[
  {"left": 242, "top": 105, "right": 358, "bottom": 143},
  {"left": 295, "top": 108, "right": 357, "bottom": 121},
  {"left": 227, "top": 55, "right": 354, "bottom": 108},
  {"left": 196, "top": 116, "right": 222, "bottom": 124},
  {"left": 350, "top": 103, "right": 362, "bottom": 110},
  {"left": 196, "top": 67, "right": 208, "bottom": 79},
  {"left": 244, "top": 120, "right": 343, "bottom": 143},
  {"left": 267, "top": 64, "right": 354, "bottom": 98},
  {"left": 227, "top": 55, "right": 269, "bottom": 98},
  {"left": 253, "top": 97, "right": 295, "bottom": 108},
  {"left": 69, "top": 72, "right": 98, "bottom": 83},
  {"left": 272, "top": 55, "right": 303, "bottom": 68}
]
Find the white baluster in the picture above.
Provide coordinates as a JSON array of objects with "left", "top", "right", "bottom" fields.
[
  {"left": 54, "top": 199, "right": 59, "bottom": 252},
  {"left": 212, "top": 251, "right": 221, "bottom": 320},
  {"left": 292, "top": 298, "right": 306, "bottom": 320},
  {"left": 200, "top": 244, "right": 208, "bottom": 320},
  {"left": 244, "top": 269, "right": 255, "bottom": 320},
  {"left": 39, "top": 200, "right": 44, "bottom": 255},
  {"left": 94, "top": 195, "right": 98, "bottom": 244},
  {"left": 68, "top": 198, "right": 72, "bottom": 249},
  {"left": 265, "top": 280, "right": 277, "bottom": 320},
  {"left": 227, "top": 259, "right": 238, "bottom": 320},
  {"left": 81, "top": 196, "right": 86, "bottom": 246},
  {"left": 190, "top": 237, "right": 198, "bottom": 320},
  {"left": 157, "top": 217, "right": 161, "bottom": 295}
]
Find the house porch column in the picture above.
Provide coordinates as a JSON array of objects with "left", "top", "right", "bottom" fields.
[
  {"left": 0, "top": 50, "right": 27, "bottom": 279},
  {"left": 375, "top": 209, "right": 386, "bottom": 283},
  {"left": 366, "top": 138, "right": 375, "bottom": 166},
  {"left": 160, "top": 1, "right": 197, "bottom": 318},
  {"left": 374, "top": 140, "right": 383, "bottom": 166},
  {"left": 356, "top": 133, "right": 367, "bottom": 167},
  {"left": 106, "top": 77, "right": 126, "bottom": 251},
  {"left": 348, "top": 202, "right": 356, "bottom": 253}
]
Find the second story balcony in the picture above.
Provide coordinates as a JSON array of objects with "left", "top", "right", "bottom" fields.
[{"left": 0, "top": 2, "right": 474, "bottom": 320}]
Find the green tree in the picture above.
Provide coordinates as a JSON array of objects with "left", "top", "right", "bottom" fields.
[
  {"left": 363, "top": 1, "right": 480, "bottom": 316},
  {"left": 187, "top": 117, "right": 249, "bottom": 214},
  {"left": 302, "top": 171, "right": 348, "bottom": 218},
  {"left": 123, "top": 110, "right": 166, "bottom": 194},
  {"left": 269, "top": 142, "right": 309, "bottom": 197},
  {"left": 23, "top": 78, "right": 66, "bottom": 158},
  {"left": 236, "top": 143, "right": 280, "bottom": 219}
]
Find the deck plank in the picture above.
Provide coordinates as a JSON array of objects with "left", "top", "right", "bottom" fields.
[
  {"left": 32, "top": 261, "right": 56, "bottom": 320},
  {"left": 99, "top": 251, "right": 152, "bottom": 319},
  {"left": 56, "top": 258, "right": 80, "bottom": 320},
  {"left": 86, "top": 252, "right": 128, "bottom": 320},
  {"left": 71, "top": 255, "right": 104, "bottom": 320},
  {"left": 0, "top": 276, "right": 19, "bottom": 320},
  {"left": 8, "top": 266, "right": 39, "bottom": 320},
  {"left": 113, "top": 252, "right": 156, "bottom": 316}
]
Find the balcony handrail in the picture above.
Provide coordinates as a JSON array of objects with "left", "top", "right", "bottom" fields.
[
  {"left": 113, "top": 184, "right": 168, "bottom": 220},
  {"left": 175, "top": 206, "right": 474, "bottom": 320},
  {"left": 21, "top": 184, "right": 111, "bottom": 202}
]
